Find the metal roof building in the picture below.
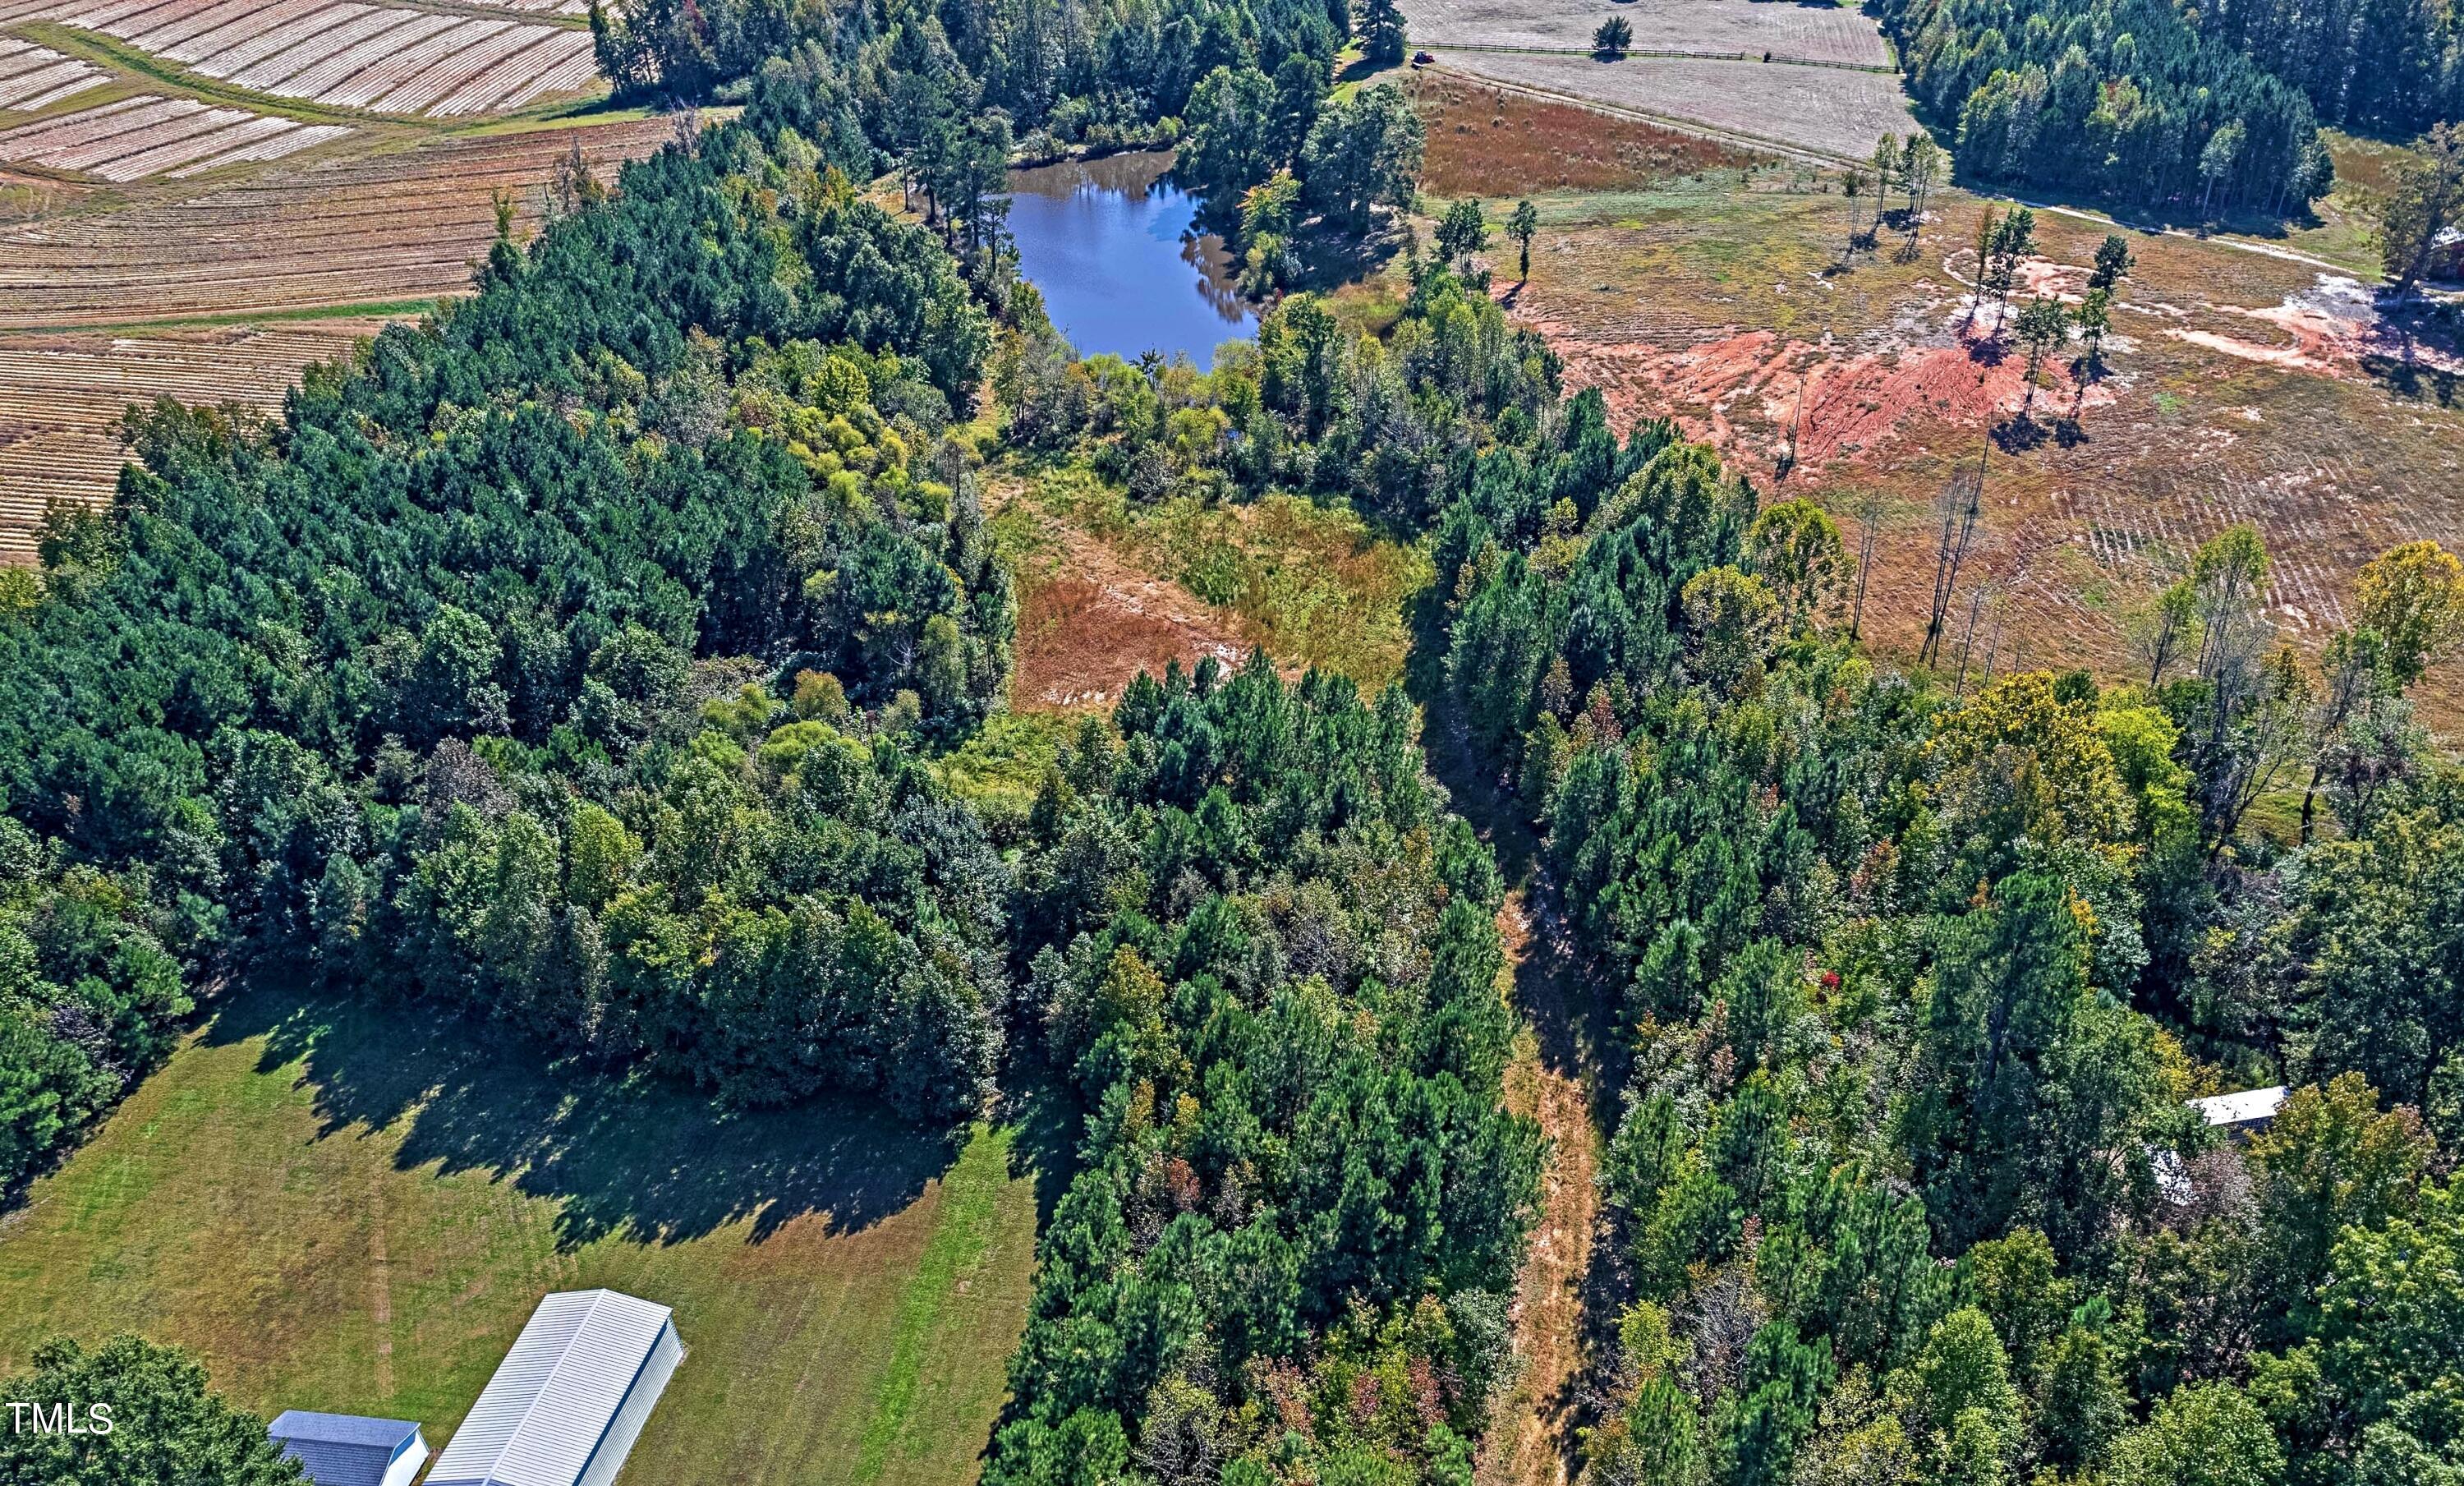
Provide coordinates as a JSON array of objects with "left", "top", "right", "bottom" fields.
[
  {"left": 2190, "top": 1085, "right": 2290, "bottom": 1132},
  {"left": 267, "top": 1411, "right": 428, "bottom": 1486},
  {"left": 427, "top": 1289, "right": 684, "bottom": 1486}
]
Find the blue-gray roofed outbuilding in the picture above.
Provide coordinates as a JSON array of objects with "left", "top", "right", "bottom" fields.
[{"left": 267, "top": 1410, "right": 430, "bottom": 1486}]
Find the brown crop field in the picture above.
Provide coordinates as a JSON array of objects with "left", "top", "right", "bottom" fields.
[
  {"left": 1400, "top": 0, "right": 1891, "bottom": 66},
  {"left": 0, "top": 321, "right": 373, "bottom": 558},
  {"left": 0, "top": 94, "right": 348, "bottom": 178},
  {"left": 0, "top": 113, "right": 670, "bottom": 555},
  {"left": 0, "top": 0, "right": 600, "bottom": 117},
  {"left": 0, "top": 113, "right": 671, "bottom": 326},
  {"left": 1480, "top": 174, "right": 2464, "bottom": 720},
  {"left": 1422, "top": 51, "right": 1917, "bottom": 159},
  {"left": 0, "top": 35, "right": 106, "bottom": 109},
  {"left": 1409, "top": 69, "right": 1763, "bottom": 196}
]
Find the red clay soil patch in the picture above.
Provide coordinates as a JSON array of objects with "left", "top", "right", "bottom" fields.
[
  {"left": 1534, "top": 312, "right": 2109, "bottom": 479},
  {"left": 1409, "top": 69, "right": 1758, "bottom": 197},
  {"left": 1496, "top": 195, "right": 2464, "bottom": 729},
  {"left": 1012, "top": 573, "right": 1246, "bottom": 711}
]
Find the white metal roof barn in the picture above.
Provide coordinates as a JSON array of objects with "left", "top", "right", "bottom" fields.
[{"left": 427, "top": 1289, "right": 684, "bottom": 1486}]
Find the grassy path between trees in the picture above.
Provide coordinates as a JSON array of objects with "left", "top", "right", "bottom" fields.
[
  {"left": 1478, "top": 888, "right": 1607, "bottom": 1486},
  {"left": 1423, "top": 713, "right": 1617, "bottom": 1486}
]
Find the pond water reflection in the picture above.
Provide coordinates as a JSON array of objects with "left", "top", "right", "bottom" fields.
[{"left": 1004, "top": 150, "right": 1257, "bottom": 368}]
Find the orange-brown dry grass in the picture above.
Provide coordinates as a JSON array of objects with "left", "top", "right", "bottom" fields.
[
  {"left": 1408, "top": 70, "right": 1756, "bottom": 197},
  {"left": 1012, "top": 573, "right": 1246, "bottom": 711},
  {"left": 988, "top": 478, "right": 1248, "bottom": 711}
]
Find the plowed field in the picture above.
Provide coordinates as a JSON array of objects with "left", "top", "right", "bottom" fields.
[
  {"left": 0, "top": 320, "right": 372, "bottom": 558},
  {"left": 0, "top": 115, "right": 670, "bottom": 555},
  {"left": 1, "top": 0, "right": 598, "bottom": 117},
  {"left": 0, "top": 114, "right": 670, "bottom": 326}
]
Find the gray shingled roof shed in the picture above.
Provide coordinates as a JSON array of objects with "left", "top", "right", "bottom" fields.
[
  {"left": 427, "top": 1289, "right": 684, "bottom": 1486},
  {"left": 266, "top": 1411, "right": 428, "bottom": 1486}
]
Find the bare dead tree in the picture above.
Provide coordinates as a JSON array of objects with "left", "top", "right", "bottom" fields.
[
  {"left": 1919, "top": 456, "right": 1985, "bottom": 665},
  {"left": 1953, "top": 579, "right": 1994, "bottom": 696},
  {"left": 1850, "top": 488, "right": 1885, "bottom": 640}
]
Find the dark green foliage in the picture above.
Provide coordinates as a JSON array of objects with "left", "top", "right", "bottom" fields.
[
  {"left": 598, "top": 0, "right": 1345, "bottom": 168},
  {"left": 0, "top": 120, "right": 1014, "bottom": 1154},
  {"left": 0, "top": 1335, "right": 302, "bottom": 1486},
  {"left": 1883, "top": 0, "right": 2340, "bottom": 215},
  {"left": 991, "top": 656, "right": 1541, "bottom": 1484},
  {"left": 1404, "top": 375, "right": 2464, "bottom": 1483},
  {"left": 0, "top": 817, "right": 189, "bottom": 1198}
]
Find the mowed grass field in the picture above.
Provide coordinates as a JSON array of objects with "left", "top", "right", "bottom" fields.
[{"left": 0, "top": 979, "right": 1043, "bottom": 1485}]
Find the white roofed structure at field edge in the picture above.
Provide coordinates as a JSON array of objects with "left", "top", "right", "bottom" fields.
[{"left": 426, "top": 1289, "right": 683, "bottom": 1486}]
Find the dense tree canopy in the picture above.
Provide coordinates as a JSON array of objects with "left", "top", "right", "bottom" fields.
[
  {"left": 0, "top": 1336, "right": 301, "bottom": 1486},
  {"left": 989, "top": 659, "right": 1538, "bottom": 1484},
  {"left": 1882, "top": 0, "right": 2343, "bottom": 216}
]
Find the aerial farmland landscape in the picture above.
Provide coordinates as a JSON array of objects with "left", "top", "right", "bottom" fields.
[{"left": 2, "top": 0, "right": 2463, "bottom": 1481}]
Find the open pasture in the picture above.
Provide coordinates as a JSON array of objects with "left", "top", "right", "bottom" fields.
[
  {"left": 1423, "top": 51, "right": 1916, "bottom": 159},
  {"left": 0, "top": 93, "right": 347, "bottom": 178},
  {"left": 0, "top": 35, "right": 105, "bottom": 109},
  {"left": 1400, "top": 0, "right": 1890, "bottom": 66},
  {"left": 0, "top": 0, "right": 599, "bottom": 117},
  {"left": 1492, "top": 177, "right": 2464, "bottom": 718},
  {"left": 0, "top": 979, "right": 1040, "bottom": 1486}
]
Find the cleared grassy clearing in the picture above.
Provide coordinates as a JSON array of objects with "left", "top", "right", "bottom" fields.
[
  {"left": 1423, "top": 50, "right": 1917, "bottom": 159},
  {"left": 1004, "top": 463, "right": 1433, "bottom": 698},
  {"left": 1400, "top": 0, "right": 1888, "bottom": 67},
  {"left": 1483, "top": 174, "right": 2464, "bottom": 723},
  {"left": 0, "top": 978, "right": 1040, "bottom": 1486}
]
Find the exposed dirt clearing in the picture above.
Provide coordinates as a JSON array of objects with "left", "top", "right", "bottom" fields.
[
  {"left": 2167, "top": 274, "right": 2464, "bottom": 380},
  {"left": 1493, "top": 183, "right": 2464, "bottom": 724},
  {"left": 1409, "top": 70, "right": 1760, "bottom": 196},
  {"left": 1524, "top": 300, "right": 2115, "bottom": 476}
]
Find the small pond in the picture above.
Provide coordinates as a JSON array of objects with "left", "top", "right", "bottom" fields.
[{"left": 1005, "top": 150, "right": 1257, "bottom": 368}]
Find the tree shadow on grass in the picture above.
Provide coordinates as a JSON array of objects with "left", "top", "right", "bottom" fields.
[{"left": 204, "top": 978, "right": 960, "bottom": 1251}]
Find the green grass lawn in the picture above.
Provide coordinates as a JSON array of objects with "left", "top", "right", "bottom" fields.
[{"left": 0, "top": 980, "right": 1043, "bottom": 1485}]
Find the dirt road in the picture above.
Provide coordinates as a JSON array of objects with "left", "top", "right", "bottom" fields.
[{"left": 1477, "top": 886, "right": 1603, "bottom": 1486}]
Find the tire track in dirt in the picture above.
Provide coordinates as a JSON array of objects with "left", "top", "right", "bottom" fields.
[{"left": 1478, "top": 887, "right": 1602, "bottom": 1486}]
